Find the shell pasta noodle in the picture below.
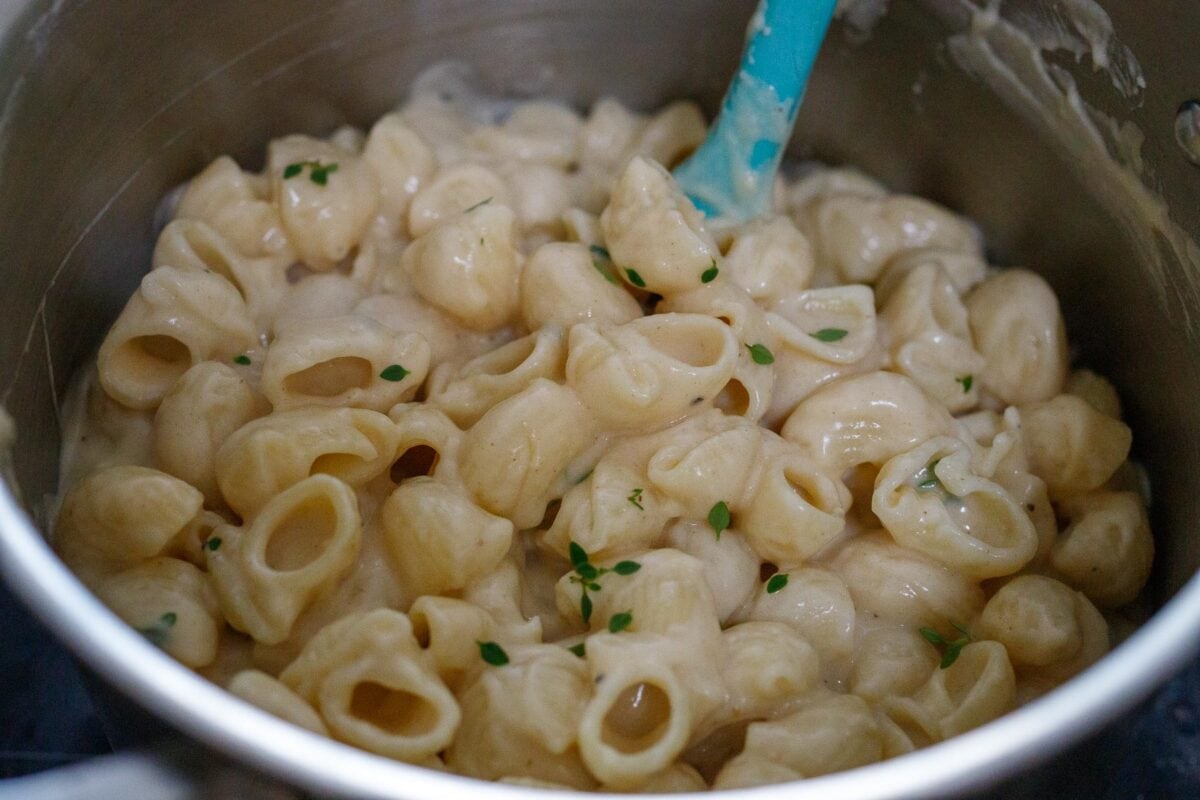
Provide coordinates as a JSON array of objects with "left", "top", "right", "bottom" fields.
[{"left": 54, "top": 80, "right": 1155, "bottom": 791}]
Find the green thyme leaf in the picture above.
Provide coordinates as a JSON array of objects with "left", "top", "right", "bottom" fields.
[
  {"left": 589, "top": 250, "right": 619, "bottom": 285},
  {"left": 701, "top": 260, "right": 719, "bottom": 284},
  {"left": 956, "top": 375, "right": 974, "bottom": 393},
  {"left": 232, "top": 354, "right": 251, "bottom": 365},
  {"left": 580, "top": 592, "right": 593, "bottom": 624},
  {"left": 569, "top": 642, "right": 586, "bottom": 658},
  {"left": 625, "top": 268, "right": 646, "bottom": 288},
  {"left": 284, "top": 160, "right": 338, "bottom": 185},
  {"left": 921, "top": 623, "right": 972, "bottom": 669},
  {"left": 205, "top": 537, "right": 222, "bottom": 552},
  {"left": 576, "top": 562, "right": 599, "bottom": 581},
  {"left": 612, "top": 561, "right": 641, "bottom": 576},
  {"left": 746, "top": 343, "right": 775, "bottom": 365},
  {"left": 941, "top": 642, "right": 966, "bottom": 669},
  {"left": 916, "top": 459, "right": 943, "bottom": 492},
  {"left": 707, "top": 500, "right": 731, "bottom": 538},
  {"left": 379, "top": 364, "right": 410, "bottom": 382},
  {"left": 608, "top": 611, "right": 633, "bottom": 633},
  {"left": 477, "top": 640, "right": 509, "bottom": 666},
  {"left": 919, "top": 627, "right": 945, "bottom": 646},
  {"left": 569, "top": 541, "right": 589, "bottom": 571},
  {"left": 766, "top": 573, "right": 789, "bottom": 594},
  {"left": 137, "top": 612, "right": 178, "bottom": 647},
  {"left": 810, "top": 328, "right": 849, "bottom": 343},
  {"left": 627, "top": 487, "right": 644, "bottom": 511}
]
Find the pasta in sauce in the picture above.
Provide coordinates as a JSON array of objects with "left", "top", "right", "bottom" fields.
[{"left": 53, "top": 82, "right": 1153, "bottom": 790}]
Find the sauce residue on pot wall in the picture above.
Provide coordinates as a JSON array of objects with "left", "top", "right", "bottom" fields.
[
  {"left": 938, "top": 0, "right": 1200, "bottom": 329},
  {"left": 836, "top": 0, "right": 1200, "bottom": 328}
]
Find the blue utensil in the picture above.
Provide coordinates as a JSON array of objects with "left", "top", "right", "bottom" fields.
[{"left": 673, "top": 0, "right": 837, "bottom": 223}]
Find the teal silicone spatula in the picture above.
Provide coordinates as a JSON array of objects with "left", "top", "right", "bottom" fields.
[{"left": 673, "top": 0, "right": 837, "bottom": 223}]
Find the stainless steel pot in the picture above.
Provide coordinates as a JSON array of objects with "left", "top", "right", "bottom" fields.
[{"left": 1, "top": 1, "right": 1199, "bottom": 798}]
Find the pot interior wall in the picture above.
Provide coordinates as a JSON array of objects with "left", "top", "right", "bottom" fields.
[{"left": 1, "top": 0, "right": 1198, "bottom": 608}]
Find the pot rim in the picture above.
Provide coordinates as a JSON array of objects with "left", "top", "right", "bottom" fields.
[{"left": 2, "top": 480, "right": 1198, "bottom": 799}]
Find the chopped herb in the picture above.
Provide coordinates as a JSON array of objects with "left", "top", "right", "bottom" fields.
[
  {"left": 701, "top": 260, "right": 719, "bottom": 284},
  {"left": 956, "top": 375, "right": 974, "bottom": 393},
  {"left": 569, "top": 642, "right": 586, "bottom": 658},
  {"left": 232, "top": 354, "right": 251, "bottom": 365},
  {"left": 920, "top": 624, "right": 972, "bottom": 669},
  {"left": 464, "top": 196, "right": 493, "bottom": 213},
  {"left": 379, "top": 364, "right": 410, "bottom": 382},
  {"left": 310, "top": 163, "right": 338, "bottom": 185},
  {"left": 627, "top": 488, "right": 644, "bottom": 511},
  {"left": 766, "top": 573, "right": 789, "bottom": 594},
  {"left": 569, "top": 541, "right": 589, "bottom": 571},
  {"left": 283, "top": 160, "right": 339, "bottom": 186},
  {"left": 477, "top": 640, "right": 509, "bottom": 666},
  {"left": 137, "top": 612, "right": 177, "bottom": 647},
  {"left": 625, "top": 268, "right": 646, "bottom": 288},
  {"left": 589, "top": 247, "right": 619, "bottom": 285},
  {"left": 915, "top": 459, "right": 944, "bottom": 492},
  {"left": 608, "top": 611, "right": 633, "bottom": 633},
  {"left": 574, "top": 468, "right": 594, "bottom": 485},
  {"left": 205, "top": 537, "right": 222, "bottom": 552},
  {"left": 567, "top": 541, "right": 640, "bottom": 624},
  {"left": 707, "top": 500, "right": 731, "bottom": 539},
  {"left": 746, "top": 343, "right": 775, "bottom": 365},
  {"left": 810, "top": 328, "right": 849, "bottom": 343}
]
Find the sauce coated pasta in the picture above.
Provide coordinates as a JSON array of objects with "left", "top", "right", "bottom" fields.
[{"left": 54, "top": 82, "right": 1153, "bottom": 790}]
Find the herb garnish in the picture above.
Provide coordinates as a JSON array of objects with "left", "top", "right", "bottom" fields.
[
  {"left": 920, "top": 623, "right": 973, "bottom": 669},
  {"left": 137, "top": 612, "right": 177, "bottom": 647},
  {"left": 464, "top": 196, "right": 493, "bottom": 213},
  {"left": 568, "top": 541, "right": 641, "bottom": 625},
  {"left": 916, "top": 459, "right": 944, "bottom": 492},
  {"left": 766, "top": 573, "right": 789, "bottom": 594},
  {"left": 608, "top": 611, "right": 634, "bottom": 633},
  {"left": 573, "top": 468, "right": 594, "bottom": 485},
  {"left": 477, "top": 640, "right": 509, "bottom": 666},
  {"left": 701, "top": 260, "right": 719, "bottom": 284},
  {"left": 569, "top": 642, "right": 586, "bottom": 658},
  {"left": 625, "top": 268, "right": 647, "bottom": 288},
  {"left": 746, "top": 343, "right": 775, "bottom": 365},
  {"left": 283, "top": 160, "right": 339, "bottom": 186},
  {"left": 379, "top": 364, "right": 410, "bottom": 382},
  {"left": 589, "top": 245, "right": 618, "bottom": 285},
  {"left": 232, "top": 354, "right": 251, "bottom": 365},
  {"left": 956, "top": 375, "right": 974, "bottom": 393},
  {"left": 205, "top": 537, "right": 222, "bottom": 552},
  {"left": 707, "top": 501, "right": 731, "bottom": 539},
  {"left": 810, "top": 328, "right": 849, "bottom": 343},
  {"left": 627, "top": 488, "right": 644, "bottom": 511}
]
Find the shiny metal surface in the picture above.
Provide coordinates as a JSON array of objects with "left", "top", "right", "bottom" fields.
[{"left": 0, "top": 1, "right": 1199, "bottom": 798}]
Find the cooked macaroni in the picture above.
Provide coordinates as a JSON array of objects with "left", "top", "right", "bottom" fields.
[{"left": 53, "top": 83, "right": 1153, "bottom": 791}]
